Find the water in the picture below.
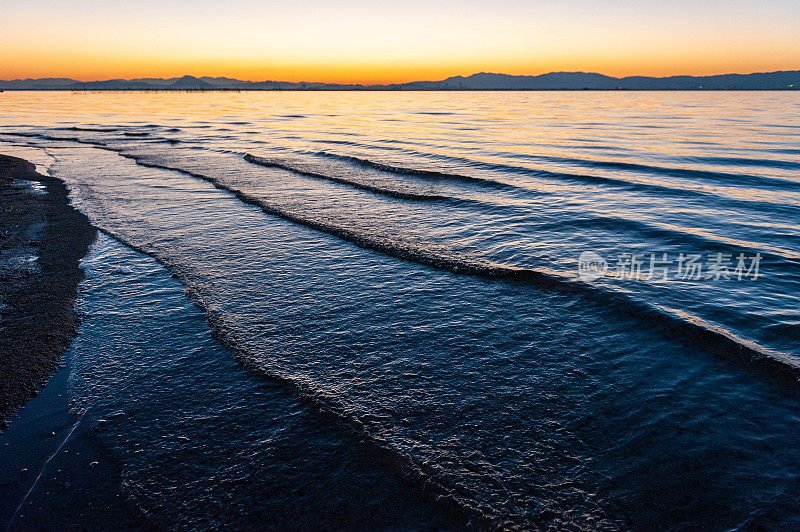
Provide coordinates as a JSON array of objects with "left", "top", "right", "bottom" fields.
[
  {"left": 1, "top": 91, "right": 799, "bottom": 529},
  {"left": 66, "top": 233, "right": 453, "bottom": 529}
]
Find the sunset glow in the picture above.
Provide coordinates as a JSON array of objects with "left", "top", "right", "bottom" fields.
[{"left": 3, "top": 0, "right": 800, "bottom": 83}]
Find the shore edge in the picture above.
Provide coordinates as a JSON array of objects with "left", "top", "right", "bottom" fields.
[{"left": 0, "top": 154, "right": 96, "bottom": 427}]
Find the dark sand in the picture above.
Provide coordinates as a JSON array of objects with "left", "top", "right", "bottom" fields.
[
  {"left": 0, "top": 154, "right": 151, "bottom": 529},
  {"left": 0, "top": 154, "right": 96, "bottom": 425}
]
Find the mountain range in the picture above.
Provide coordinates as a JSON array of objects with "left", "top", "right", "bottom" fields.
[{"left": 1, "top": 71, "right": 798, "bottom": 90}]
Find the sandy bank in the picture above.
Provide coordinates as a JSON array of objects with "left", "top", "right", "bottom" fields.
[{"left": 0, "top": 154, "right": 96, "bottom": 425}]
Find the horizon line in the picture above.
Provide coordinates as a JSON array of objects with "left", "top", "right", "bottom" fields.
[{"left": 3, "top": 68, "right": 800, "bottom": 86}]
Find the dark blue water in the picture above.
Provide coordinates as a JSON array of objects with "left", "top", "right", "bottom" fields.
[
  {"left": 1, "top": 91, "right": 799, "bottom": 529},
  {"left": 66, "top": 234, "right": 454, "bottom": 528}
]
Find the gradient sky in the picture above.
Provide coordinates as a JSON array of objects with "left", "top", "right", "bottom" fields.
[{"left": 2, "top": 0, "right": 799, "bottom": 83}]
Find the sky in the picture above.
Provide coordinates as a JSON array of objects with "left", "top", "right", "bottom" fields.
[{"left": 2, "top": 0, "right": 799, "bottom": 84}]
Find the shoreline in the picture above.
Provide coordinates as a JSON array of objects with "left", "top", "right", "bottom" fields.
[
  {"left": 0, "top": 153, "right": 459, "bottom": 529},
  {"left": 0, "top": 152, "right": 469, "bottom": 530},
  {"left": 0, "top": 154, "right": 148, "bottom": 529},
  {"left": 0, "top": 154, "right": 96, "bottom": 426}
]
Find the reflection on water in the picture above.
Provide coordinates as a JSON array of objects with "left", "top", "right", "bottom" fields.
[{"left": 1, "top": 91, "right": 799, "bottom": 528}]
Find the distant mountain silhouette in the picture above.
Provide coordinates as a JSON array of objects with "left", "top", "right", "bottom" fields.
[
  {"left": 1, "top": 70, "right": 797, "bottom": 90},
  {"left": 436, "top": 72, "right": 620, "bottom": 90},
  {"left": 168, "top": 75, "right": 214, "bottom": 89},
  {"left": 0, "top": 78, "right": 81, "bottom": 89}
]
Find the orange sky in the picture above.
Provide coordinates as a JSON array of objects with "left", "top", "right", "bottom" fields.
[{"left": 2, "top": 0, "right": 799, "bottom": 84}]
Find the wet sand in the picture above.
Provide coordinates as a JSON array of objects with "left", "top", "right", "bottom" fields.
[
  {"left": 0, "top": 154, "right": 150, "bottom": 529},
  {"left": 0, "top": 154, "right": 96, "bottom": 426},
  {"left": 0, "top": 358, "right": 150, "bottom": 530}
]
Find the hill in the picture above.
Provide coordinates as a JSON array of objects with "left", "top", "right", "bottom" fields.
[{"left": 1, "top": 70, "right": 797, "bottom": 90}]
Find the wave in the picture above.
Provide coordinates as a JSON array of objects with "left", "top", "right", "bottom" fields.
[
  {"left": 544, "top": 215, "right": 800, "bottom": 262},
  {"left": 243, "top": 154, "right": 450, "bottom": 202},
  {"left": 11, "top": 131, "right": 800, "bottom": 256},
  {"left": 6, "top": 133, "right": 799, "bottom": 388},
  {"left": 311, "top": 148, "right": 686, "bottom": 194},
  {"left": 575, "top": 158, "right": 800, "bottom": 191},
  {"left": 84, "top": 224, "right": 492, "bottom": 528},
  {"left": 11, "top": 129, "right": 799, "bottom": 213},
  {"left": 311, "top": 150, "right": 800, "bottom": 213},
  {"left": 62, "top": 126, "right": 118, "bottom": 133},
  {"left": 293, "top": 132, "right": 800, "bottom": 199},
  {"left": 768, "top": 148, "right": 800, "bottom": 155},
  {"left": 243, "top": 153, "right": 548, "bottom": 210},
  {"left": 40, "top": 132, "right": 799, "bottom": 262},
  {"left": 453, "top": 146, "right": 800, "bottom": 190},
  {"left": 301, "top": 133, "right": 798, "bottom": 192},
  {"left": 688, "top": 155, "right": 800, "bottom": 171},
  {"left": 311, "top": 150, "right": 528, "bottom": 193},
  {"left": 0, "top": 131, "right": 111, "bottom": 147},
  {"left": 106, "top": 150, "right": 800, "bottom": 391},
  {"left": 0, "top": 132, "right": 40, "bottom": 138}
]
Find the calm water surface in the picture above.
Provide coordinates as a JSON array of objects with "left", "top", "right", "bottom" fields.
[{"left": 1, "top": 91, "right": 799, "bottom": 529}]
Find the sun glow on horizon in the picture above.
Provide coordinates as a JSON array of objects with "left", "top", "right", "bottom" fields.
[{"left": 2, "top": 0, "right": 799, "bottom": 84}]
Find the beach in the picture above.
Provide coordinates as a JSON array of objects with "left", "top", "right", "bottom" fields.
[
  {"left": 0, "top": 154, "right": 95, "bottom": 425},
  {"left": 0, "top": 151, "right": 463, "bottom": 529},
  {"left": 0, "top": 154, "right": 149, "bottom": 528}
]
